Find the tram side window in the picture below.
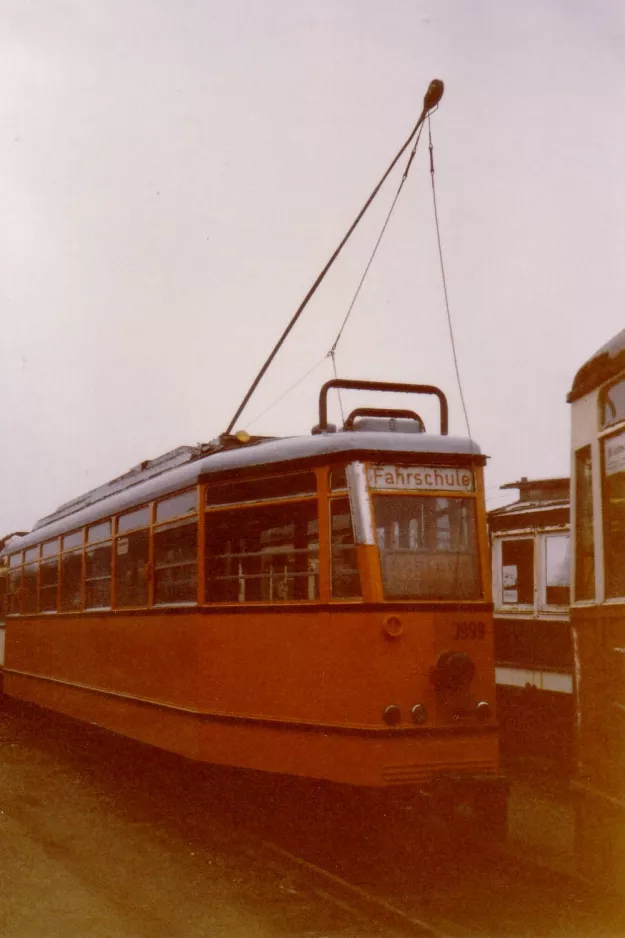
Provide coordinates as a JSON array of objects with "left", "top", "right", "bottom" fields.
[
  {"left": 501, "top": 539, "right": 534, "bottom": 605},
  {"left": 0, "top": 570, "right": 6, "bottom": 618},
  {"left": 39, "top": 559, "right": 58, "bottom": 611},
  {"left": 7, "top": 554, "right": 22, "bottom": 615},
  {"left": 603, "top": 433, "right": 625, "bottom": 598},
  {"left": 154, "top": 518, "right": 198, "bottom": 604},
  {"left": 86, "top": 542, "right": 112, "bottom": 608},
  {"left": 205, "top": 501, "right": 319, "bottom": 603},
  {"left": 22, "top": 561, "right": 38, "bottom": 614},
  {"left": 330, "top": 466, "right": 348, "bottom": 491},
  {"left": 544, "top": 535, "right": 570, "bottom": 606},
  {"left": 61, "top": 541, "right": 83, "bottom": 612},
  {"left": 85, "top": 522, "right": 112, "bottom": 609},
  {"left": 116, "top": 508, "right": 150, "bottom": 608},
  {"left": 575, "top": 446, "right": 595, "bottom": 601},
  {"left": 330, "top": 498, "right": 361, "bottom": 598},
  {"left": 601, "top": 377, "right": 625, "bottom": 429}
]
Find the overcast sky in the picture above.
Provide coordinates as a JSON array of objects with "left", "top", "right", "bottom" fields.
[{"left": 2, "top": 0, "right": 625, "bottom": 534}]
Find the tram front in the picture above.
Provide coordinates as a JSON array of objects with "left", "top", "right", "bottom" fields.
[{"left": 316, "top": 380, "right": 507, "bottom": 834}]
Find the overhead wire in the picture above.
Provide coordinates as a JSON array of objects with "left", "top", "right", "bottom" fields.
[
  {"left": 327, "top": 121, "right": 427, "bottom": 423},
  {"left": 245, "top": 354, "right": 330, "bottom": 429},
  {"left": 246, "top": 105, "right": 458, "bottom": 436},
  {"left": 427, "top": 114, "right": 473, "bottom": 441},
  {"left": 328, "top": 122, "right": 426, "bottom": 360},
  {"left": 223, "top": 79, "right": 444, "bottom": 436},
  {"left": 259, "top": 120, "right": 428, "bottom": 432}
]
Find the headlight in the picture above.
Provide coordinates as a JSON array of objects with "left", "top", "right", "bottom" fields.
[
  {"left": 382, "top": 615, "right": 403, "bottom": 639},
  {"left": 411, "top": 703, "right": 428, "bottom": 724},
  {"left": 383, "top": 704, "right": 401, "bottom": 726}
]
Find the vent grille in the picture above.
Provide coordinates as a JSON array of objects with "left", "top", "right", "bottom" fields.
[{"left": 382, "top": 760, "right": 497, "bottom": 785}]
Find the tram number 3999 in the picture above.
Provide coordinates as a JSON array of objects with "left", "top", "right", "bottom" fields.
[{"left": 452, "top": 621, "right": 486, "bottom": 640}]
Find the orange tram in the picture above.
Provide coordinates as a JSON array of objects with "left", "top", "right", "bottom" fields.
[{"left": 0, "top": 379, "right": 507, "bottom": 827}]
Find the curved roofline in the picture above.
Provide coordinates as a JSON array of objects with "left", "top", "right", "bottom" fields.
[
  {"left": 568, "top": 327, "right": 625, "bottom": 403},
  {"left": 3, "top": 431, "right": 484, "bottom": 554}
]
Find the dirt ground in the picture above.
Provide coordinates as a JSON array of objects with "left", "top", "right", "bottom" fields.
[{"left": 0, "top": 701, "right": 390, "bottom": 938}]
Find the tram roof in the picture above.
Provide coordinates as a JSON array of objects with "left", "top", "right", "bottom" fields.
[
  {"left": 568, "top": 327, "right": 625, "bottom": 402},
  {"left": 4, "top": 430, "right": 482, "bottom": 553}
]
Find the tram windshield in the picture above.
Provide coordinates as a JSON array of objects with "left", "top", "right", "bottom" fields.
[{"left": 372, "top": 495, "right": 480, "bottom": 599}]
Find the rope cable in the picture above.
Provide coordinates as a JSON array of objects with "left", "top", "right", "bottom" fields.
[
  {"left": 223, "top": 79, "right": 444, "bottom": 435},
  {"left": 427, "top": 115, "right": 473, "bottom": 440},
  {"left": 246, "top": 118, "right": 427, "bottom": 435},
  {"left": 328, "top": 122, "right": 426, "bottom": 358}
]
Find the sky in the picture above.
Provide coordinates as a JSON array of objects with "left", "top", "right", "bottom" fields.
[{"left": 2, "top": 0, "right": 625, "bottom": 534}]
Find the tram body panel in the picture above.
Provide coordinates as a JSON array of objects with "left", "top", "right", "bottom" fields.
[
  {"left": 1, "top": 392, "right": 504, "bottom": 807},
  {"left": 3, "top": 603, "right": 498, "bottom": 785}
]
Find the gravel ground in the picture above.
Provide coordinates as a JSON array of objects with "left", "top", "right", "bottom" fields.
[
  {"left": 3, "top": 698, "right": 625, "bottom": 938},
  {"left": 0, "top": 701, "right": 394, "bottom": 938}
]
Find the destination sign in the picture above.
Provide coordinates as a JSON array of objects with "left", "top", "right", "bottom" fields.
[{"left": 367, "top": 465, "right": 474, "bottom": 493}]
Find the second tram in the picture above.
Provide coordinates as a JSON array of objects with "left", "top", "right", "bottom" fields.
[{"left": 569, "top": 330, "right": 625, "bottom": 890}]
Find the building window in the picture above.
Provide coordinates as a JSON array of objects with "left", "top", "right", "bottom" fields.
[
  {"left": 330, "top": 498, "right": 361, "bottom": 598},
  {"left": 205, "top": 500, "right": 319, "bottom": 603},
  {"left": 544, "top": 535, "right": 570, "bottom": 606},
  {"left": 154, "top": 519, "right": 197, "bottom": 604},
  {"left": 501, "top": 538, "right": 534, "bottom": 605}
]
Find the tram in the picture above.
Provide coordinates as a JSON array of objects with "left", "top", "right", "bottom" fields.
[
  {"left": 569, "top": 329, "right": 625, "bottom": 890},
  {"left": 489, "top": 477, "right": 573, "bottom": 775},
  {"left": 1, "top": 379, "right": 507, "bottom": 828}
]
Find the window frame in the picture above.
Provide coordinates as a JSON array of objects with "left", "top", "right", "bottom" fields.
[
  {"left": 574, "top": 443, "right": 596, "bottom": 603},
  {"left": 371, "top": 489, "right": 482, "bottom": 601},
  {"left": 493, "top": 529, "right": 571, "bottom": 617},
  {"left": 600, "top": 427, "right": 625, "bottom": 600},
  {"left": 113, "top": 503, "right": 152, "bottom": 610},
  {"left": 204, "top": 490, "right": 320, "bottom": 605},
  {"left": 538, "top": 531, "right": 571, "bottom": 611},
  {"left": 153, "top": 490, "right": 199, "bottom": 606},
  {"left": 493, "top": 533, "right": 536, "bottom": 613}
]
